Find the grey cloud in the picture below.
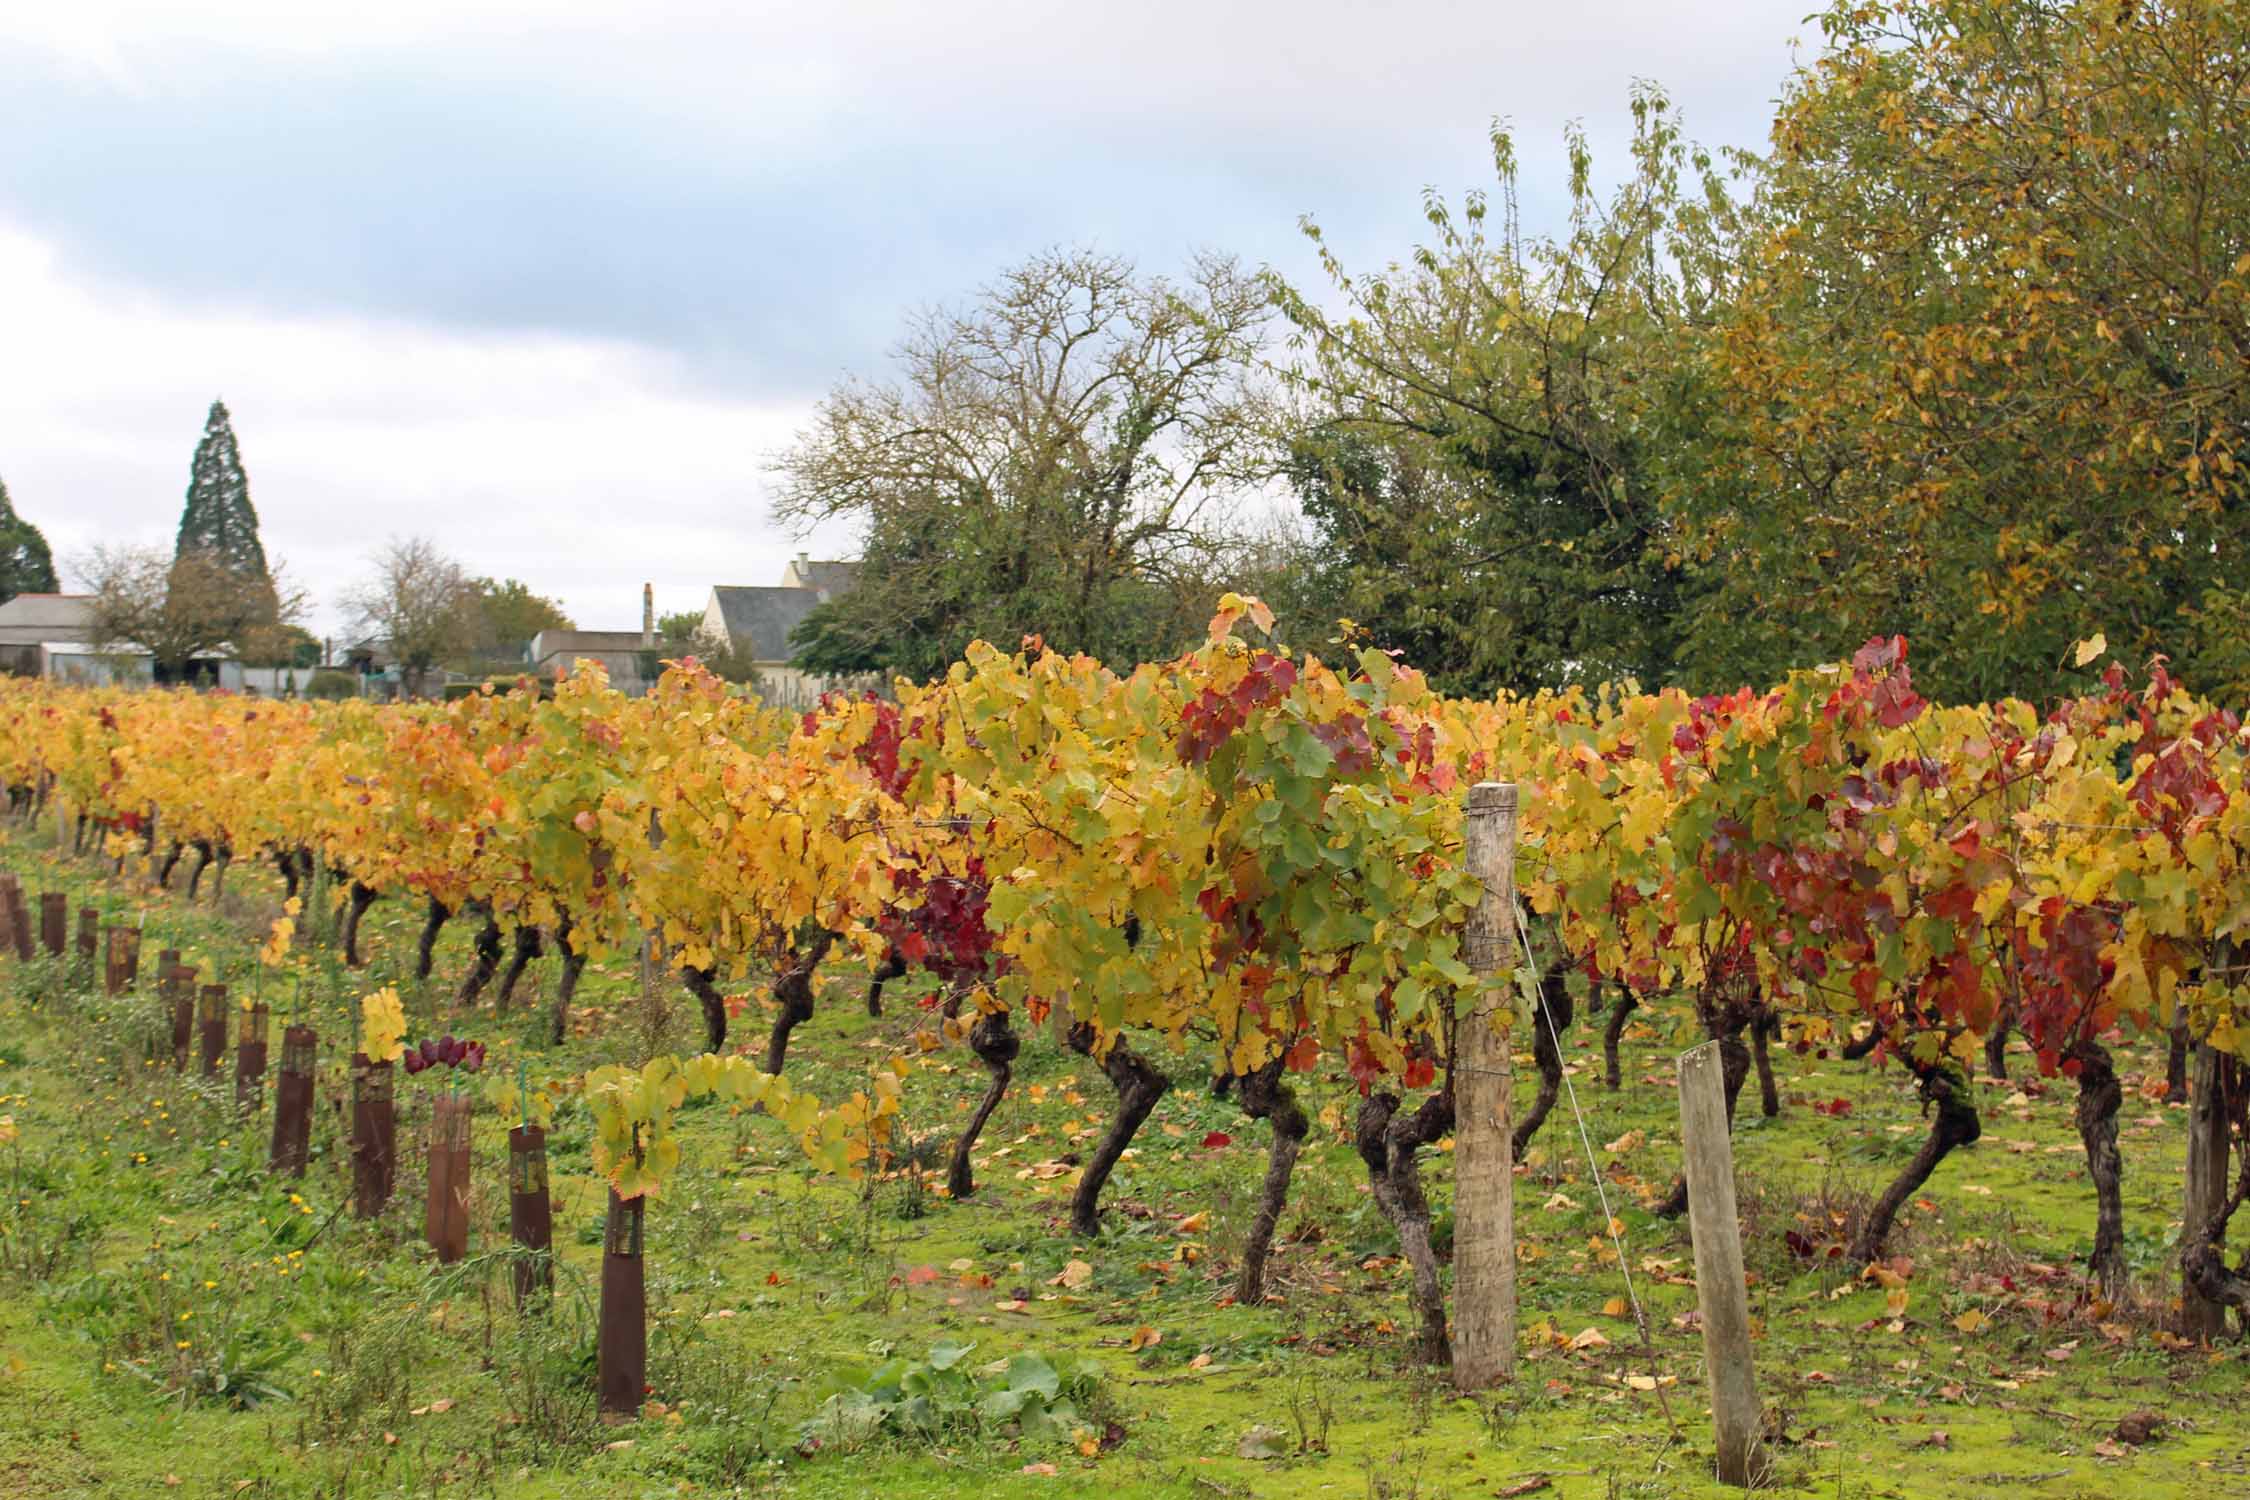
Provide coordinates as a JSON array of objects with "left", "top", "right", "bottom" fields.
[{"left": 2, "top": 4, "right": 1801, "bottom": 396}]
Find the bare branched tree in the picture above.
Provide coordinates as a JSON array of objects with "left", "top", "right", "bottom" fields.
[
  {"left": 345, "top": 537, "right": 481, "bottom": 698},
  {"left": 770, "top": 247, "right": 1274, "bottom": 678},
  {"left": 78, "top": 543, "right": 306, "bottom": 682}
]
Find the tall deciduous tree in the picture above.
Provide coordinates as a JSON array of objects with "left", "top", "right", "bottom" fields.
[
  {"left": 772, "top": 247, "right": 1273, "bottom": 681},
  {"left": 345, "top": 537, "right": 481, "bottom": 698},
  {"left": 0, "top": 476, "right": 58, "bottom": 605},
  {"left": 469, "top": 577, "right": 574, "bottom": 646},
  {"left": 1689, "top": 0, "right": 2250, "bottom": 701},
  {"left": 175, "top": 400, "right": 271, "bottom": 583},
  {"left": 1270, "top": 93, "right": 1743, "bottom": 695}
]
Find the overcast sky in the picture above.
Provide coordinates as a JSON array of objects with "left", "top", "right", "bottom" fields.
[{"left": 1, "top": 0, "right": 1814, "bottom": 640}]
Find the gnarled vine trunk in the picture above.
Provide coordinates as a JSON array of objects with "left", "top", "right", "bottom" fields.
[
  {"left": 1602, "top": 982, "right": 1638, "bottom": 1091},
  {"left": 185, "top": 839, "right": 214, "bottom": 901},
  {"left": 415, "top": 897, "right": 450, "bottom": 982},
  {"left": 1657, "top": 985, "right": 1755, "bottom": 1219},
  {"left": 551, "top": 914, "right": 586, "bottom": 1046},
  {"left": 158, "top": 842, "right": 185, "bottom": 890},
  {"left": 497, "top": 924, "right": 544, "bottom": 1008},
  {"left": 946, "top": 1011, "right": 1019, "bottom": 1198},
  {"left": 1066, "top": 1022, "right": 1170, "bottom": 1237},
  {"left": 1751, "top": 1008, "right": 1781, "bottom": 1119},
  {"left": 682, "top": 964, "right": 728, "bottom": 1054},
  {"left": 763, "top": 931, "right": 836, "bottom": 1074},
  {"left": 866, "top": 947, "right": 907, "bottom": 1018},
  {"left": 1235, "top": 1058, "right": 1309, "bottom": 1305},
  {"left": 2180, "top": 1049, "right": 2247, "bottom": 1325},
  {"left": 1513, "top": 961, "right": 1575, "bottom": 1160},
  {"left": 2069, "top": 1037, "right": 2128, "bottom": 1302},
  {"left": 340, "top": 881, "right": 379, "bottom": 968},
  {"left": 1355, "top": 1087, "right": 1456, "bottom": 1364},
  {"left": 1849, "top": 1061, "right": 1980, "bottom": 1263},
  {"left": 456, "top": 905, "right": 503, "bottom": 1005}
]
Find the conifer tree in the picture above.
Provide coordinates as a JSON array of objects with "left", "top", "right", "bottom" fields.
[
  {"left": 0, "top": 475, "right": 59, "bottom": 606},
  {"left": 175, "top": 400, "right": 270, "bottom": 581}
]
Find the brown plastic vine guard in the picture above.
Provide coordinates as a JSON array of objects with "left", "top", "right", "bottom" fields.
[
  {"left": 269, "top": 1025, "right": 316, "bottom": 1175},
  {"left": 597, "top": 1189, "right": 646, "bottom": 1419},
  {"left": 39, "top": 891, "right": 65, "bottom": 957},
  {"left": 423, "top": 1094, "right": 472, "bottom": 1263},
  {"left": 0, "top": 875, "right": 30, "bottom": 961},
  {"left": 351, "top": 1055, "right": 397, "bottom": 1217},
  {"left": 235, "top": 1003, "right": 269, "bottom": 1115},
  {"left": 509, "top": 1125, "right": 555, "bottom": 1307},
  {"left": 198, "top": 985, "right": 228, "bottom": 1076},
  {"left": 162, "top": 963, "right": 193, "bottom": 1070}
]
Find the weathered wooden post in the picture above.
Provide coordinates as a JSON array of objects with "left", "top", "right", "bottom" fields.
[
  {"left": 1452, "top": 781, "right": 1519, "bottom": 1388},
  {"left": 75, "top": 907, "right": 98, "bottom": 965},
  {"left": 39, "top": 892, "right": 66, "bottom": 957},
  {"left": 2181, "top": 1041, "right": 2230, "bottom": 1340},
  {"left": 1679, "top": 1041, "right": 1767, "bottom": 1487}
]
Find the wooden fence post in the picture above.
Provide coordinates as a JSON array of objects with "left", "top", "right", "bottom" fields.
[
  {"left": 1452, "top": 781, "right": 1519, "bottom": 1387},
  {"left": 2181, "top": 1041, "right": 2230, "bottom": 1340},
  {"left": 1679, "top": 1041, "right": 1766, "bottom": 1486}
]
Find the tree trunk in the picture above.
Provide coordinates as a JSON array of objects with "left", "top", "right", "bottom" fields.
[
  {"left": 2167, "top": 1012, "right": 2192, "bottom": 1101},
  {"left": 2180, "top": 1043, "right": 2233, "bottom": 1339},
  {"left": 1603, "top": 983, "right": 1638, "bottom": 1090},
  {"left": 158, "top": 842, "right": 185, "bottom": 890},
  {"left": 1513, "top": 962, "right": 1575, "bottom": 1161},
  {"left": 1984, "top": 1015, "right": 2010, "bottom": 1082},
  {"left": 210, "top": 843, "right": 232, "bottom": 903},
  {"left": 185, "top": 839, "right": 213, "bottom": 900},
  {"left": 1752, "top": 1008, "right": 1781, "bottom": 1119},
  {"left": 946, "top": 1012, "right": 1019, "bottom": 1198},
  {"left": 457, "top": 906, "right": 503, "bottom": 1005},
  {"left": 497, "top": 924, "right": 544, "bottom": 1008},
  {"left": 2070, "top": 1037, "right": 2129, "bottom": 1302},
  {"left": 341, "top": 881, "right": 379, "bottom": 968},
  {"left": 1849, "top": 1062, "right": 1981, "bottom": 1262},
  {"left": 1355, "top": 1088, "right": 1456, "bottom": 1365},
  {"left": 762, "top": 932, "right": 836, "bottom": 1074},
  {"left": 867, "top": 947, "right": 907, "bottom": 1018},
  {"left": 552, "top": 915, "right": 586, "bottom": 1046},
  {"left": 2181, "top": 1051, "right": 2249, "bottom": 1321},
  {"left": 1066, "top": 1023, "right": 1170, "bottom": 1237},
  {"left": 683, "top": 965, "right": 728, "bottom": 1054},
  {"left": 415, "top": 897, "right": 450, "bottom": 982},
  {"left": 1235, "top": 1058, "right": 1309, "bottom": 1305},
  {"left": 271, "top": 847, "right": 299, "bottom": 902}
]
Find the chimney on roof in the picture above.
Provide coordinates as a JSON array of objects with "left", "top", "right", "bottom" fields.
[{"left": 642, "top": 583, "right": 654, "bottom": 649}]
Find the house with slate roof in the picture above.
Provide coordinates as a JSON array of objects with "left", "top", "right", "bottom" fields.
[{"left": 696, "top": 554, "right": 865, "bottom": 707}]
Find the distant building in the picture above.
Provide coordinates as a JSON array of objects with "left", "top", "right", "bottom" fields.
[
  {"left": 527, "top": 582, "right": 660, "bottom": 695},
  {"left": 697, "top": 554, "right": 865, "bottom": 707},
  {"left": 0, "top": 594, "right": 151, "bottom": 684}
]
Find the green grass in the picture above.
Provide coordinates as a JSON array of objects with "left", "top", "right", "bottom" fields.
[{"left": 1, "top": 825, "right": 2246, "bottom": 1498}]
